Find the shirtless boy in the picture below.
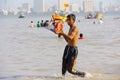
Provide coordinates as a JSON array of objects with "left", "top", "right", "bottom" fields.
[{"left": 55, "top": 14, "right": 91, "bottom": 77}]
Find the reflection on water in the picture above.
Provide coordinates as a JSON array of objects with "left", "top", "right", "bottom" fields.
[{"left": 0, "top": 16, "right": 120, "bottom": 80}]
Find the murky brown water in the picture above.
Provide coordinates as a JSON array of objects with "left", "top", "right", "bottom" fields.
[{"left": 0, "top": 16, "right": 120, "bottom": 80}]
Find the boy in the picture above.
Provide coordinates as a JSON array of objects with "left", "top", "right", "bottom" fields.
[{"left": 55, "top": 14, "right": 91, "bottom": 77}]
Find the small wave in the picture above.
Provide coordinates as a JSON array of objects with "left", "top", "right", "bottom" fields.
[{"left": 1, "top": 73, "right": 120, "bottom": 80}]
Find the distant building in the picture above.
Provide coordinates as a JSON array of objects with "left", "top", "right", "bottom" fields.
[
  {"left": 48, "top": 7, "right": 52, "bottom": 12},
  {"left": 22, "top": 3, "right": 31, "bottom": 13},
  {"left": 99, "top": 1, "right": 103, "bottom": 12},
  {"left": 44, "top": 4, "right": 49, "bottom": 12},
  {"left": 70, "top": 4, "right": 79, "bottom": 13},
  {"left": 52, "top": 5, "right": 58, "bottom": 12},
  {"left": 47, "top": 5, "right": 58, "bottom": 12},
  {"left": 83, "top": 0, "right": 94, "bottom": 12},
  {"left": 58, "top": 0, "right": 69, "bottom": 12},
  {"left": 0, "top": 0, "right": 7, "bottom": 11},
  {"left": 33, "top": 0, "right": 45, "bottom": 13}
]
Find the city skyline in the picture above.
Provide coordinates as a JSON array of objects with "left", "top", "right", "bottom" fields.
[
  {"left": 0, "top": 0, "right": 120, "bottom": 14},
  {"left": 4, "top": 0, "right": 119, "bottom": 11}
]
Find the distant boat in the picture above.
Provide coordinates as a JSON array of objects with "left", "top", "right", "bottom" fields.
[
  {"left": 85, "top": 13, "right": 94, "bottom": 19},
  {"left": 113, "top": 17, "right": 120, "bottom": 20},
  {"left": 18, "top": 13, "right": 25, "bottom": 18},
  {"left": 95, "top": 13, "right": 103, "bottom": 19}
]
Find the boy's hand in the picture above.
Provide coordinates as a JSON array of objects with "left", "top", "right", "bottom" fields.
[{"left": 55, "top": 30, "right": 63, "bottom": 35}]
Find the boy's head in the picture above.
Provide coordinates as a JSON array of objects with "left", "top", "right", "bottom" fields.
[{"left": 66, "top": 14, "right": 76, "bottom": 26}]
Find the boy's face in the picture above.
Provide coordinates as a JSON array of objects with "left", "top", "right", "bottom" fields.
[{"left": 66, "top": 17, "right": 75, "bottom": 26}]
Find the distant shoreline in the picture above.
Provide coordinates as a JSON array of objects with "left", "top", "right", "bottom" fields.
[{"left": 0, "top": 11, "right": 120, "bottom": 19}]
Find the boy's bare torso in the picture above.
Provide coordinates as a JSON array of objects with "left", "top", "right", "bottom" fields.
[{"left": 67, "top": 26, "right": 79, "bottom": 46}]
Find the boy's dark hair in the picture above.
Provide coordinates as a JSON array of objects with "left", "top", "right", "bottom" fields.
[{"left": 67, "top": 14, "right": 76, "bottom": 21}]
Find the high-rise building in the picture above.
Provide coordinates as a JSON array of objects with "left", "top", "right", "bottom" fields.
[
  {"left": 22, "top": 3, "right": 31, "bottom": 13},
  {"left": 0, "top": 0, "right": 7, "bottom": 10},
  {"left": 83, "top": 0, "right": 94, "bottom": 12},
  {"left": 70, "top": 4, "right": 79, "bottom": 13},
  {"left": 99, "top": 1, "right": 103, "bottom": 12},
  {"left": 58, "top": 0, "right": 69, "bottom": 12},
  {"left": 44, "top": 4, "right": 49, "bottom": 12},
  {"left": 33, "top": 0, "right": 45, "bottom": 13},
  {"left": 52, "top": 5, "right": 58, "bottom": 12}
]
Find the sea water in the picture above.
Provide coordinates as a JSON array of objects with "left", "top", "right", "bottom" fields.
[{"left": 0, "top": 14, "right": 120, "bottom": 80}]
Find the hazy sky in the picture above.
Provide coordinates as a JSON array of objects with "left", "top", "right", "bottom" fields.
[{"left": 6, "top": 0, "right": 118, "bottom": 10}]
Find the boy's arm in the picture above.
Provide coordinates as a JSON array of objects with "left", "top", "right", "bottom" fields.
[
  {"left": 60, "top": 27, "right": 78, "bottom": 41},
  {"left": 63, "top": 33, "right": 68, "bottom": 42}
]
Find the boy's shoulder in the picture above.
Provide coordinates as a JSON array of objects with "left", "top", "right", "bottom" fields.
[{"left": 73, "top": 26, "right": 78, "bottom": 31}]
